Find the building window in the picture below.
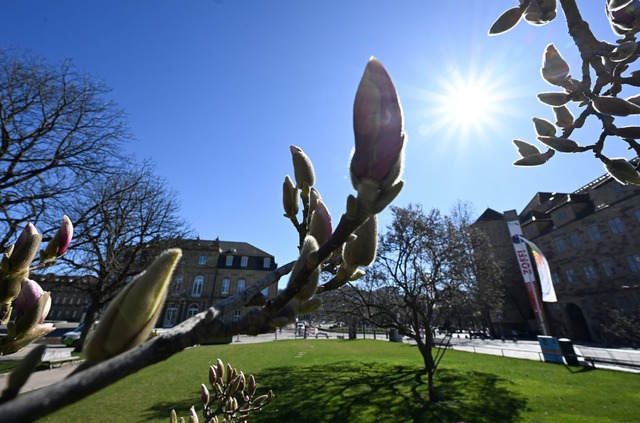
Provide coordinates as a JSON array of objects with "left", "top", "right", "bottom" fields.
[
  {"left": 626, "top": 254, "right": 640, "bottom": 272},
  {"left": 587, "top": 225, "right": 600, "bottom": 241},
  {"left": 221, "top": 278, "right": 230, "bottom": 296},
  {"left": 602, "top": 260, "right": 616, "bottom": 277},
  {"left": 551, "top": 272, "right": 560, "bottom": 285},
  {"left": 583, "top": 265, "right": 597, "bottom": 281},
  {"left": 565, "top": 269, "right": 577, "bottom": 283},
  {"left": 608, "top": 217, "right": 625, "bottom": 234},
  {"left": 187, "top": 304, "right": 199, "bottom": 318},
  {"left": 569, "top": 233, "right": 582, "bottom": 248},
  {"left": 554, "top": 238, "right": 567, "bottom": 253},
  {"left": 192, "top": 275, "right": 204, "bottom": 297},
  {"left": 241, "top": 256, "right": 248, "bottom": 267},
  {"left": 173, "top": 275, "right": 184, "bottom": 294},
  {"left": 164, "top": 307, "right": 178, "bottom": 327},
  {"left": 263, "top": 257, "right": 271, "bottom": 268},
  {"left": 237, "top": 279, "right": 245, "bottom": 293},
  {"left": 225, "top": 255, "right": 233, "bottom": 266},
  {"left": 198, "top": 255, "right": 207, "bottom": 265},
  {"left": 233, "top": 310, "right": 242, "bottom": 321}
]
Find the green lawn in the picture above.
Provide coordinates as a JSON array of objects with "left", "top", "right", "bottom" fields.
[{"left": 40, "top": 340, "right": 640, "bottom": 422}]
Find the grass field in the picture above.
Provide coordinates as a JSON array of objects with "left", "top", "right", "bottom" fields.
[{"left": 40, "top": 339, "right": 640, "bottom": 422}]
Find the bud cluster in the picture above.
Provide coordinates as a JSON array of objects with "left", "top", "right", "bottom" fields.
[
  {"left": 491, "top": 1, "right": 640, "bottom": 184},
  {"left": 0, "top": 216, "right": 73, "bottom": 355},
  {"left": 171, "top": 358, "right": 273, "bottom": 423}
]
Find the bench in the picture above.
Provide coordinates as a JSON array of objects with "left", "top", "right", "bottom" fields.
[{"left": 41, "top": 348, "right": 80, "bottom": 369}]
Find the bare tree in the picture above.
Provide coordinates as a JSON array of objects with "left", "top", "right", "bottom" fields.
[
  {"left": 55, "top": 160, "right": 193, "bottom": 349},
  {"left": 0, "top": 49, "right": 128, "bottom": 247},
  {"left": 340, "top": 203, "right": 503, "bottom": 402}
]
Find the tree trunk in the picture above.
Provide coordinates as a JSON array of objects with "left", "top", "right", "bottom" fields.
[{"left": 416, "top": 335, "right": 438, "bottom": 403}]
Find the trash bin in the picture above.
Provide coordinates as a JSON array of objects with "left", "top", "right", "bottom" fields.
[{"left": 558, "top": 338, "right": 579, "bottom": 366}]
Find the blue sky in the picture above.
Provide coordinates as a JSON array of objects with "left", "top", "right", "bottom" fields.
[{"left": 2, "top": 1, "right": 635, "bottom": 273}]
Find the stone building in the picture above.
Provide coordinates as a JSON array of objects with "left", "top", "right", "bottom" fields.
[
  {"left": 475, "top": 170, "right": 640, "bottom": 345},
  {"left": 160, "top": 238, "right": 277, "bottom": 327},
  {"left": 35, "top": 238, "right": 278, "bottom": 327}
]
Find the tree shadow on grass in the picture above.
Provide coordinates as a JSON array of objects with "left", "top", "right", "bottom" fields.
[{"left": 146, "top": 361, "right": 527, "bottom": 422}]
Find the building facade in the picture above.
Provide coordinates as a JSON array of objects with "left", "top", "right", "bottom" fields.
[
  {"left": 475, "top": 170, "right": 640, "bottom": 345},
  {"left": 35, "top": 238, "right": 278, "bottom": 327},
  {"left": 160, "top": 239, "right": 277, "bottom": 327}
]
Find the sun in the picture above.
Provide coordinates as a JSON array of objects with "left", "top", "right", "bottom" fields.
[{"left": 419, "top": 64, "right": 515, "bottom": 144}]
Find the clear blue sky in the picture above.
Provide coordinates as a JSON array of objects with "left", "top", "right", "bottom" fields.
[{"left": 2, "top": 1, "right": 634, "bottom": 273}]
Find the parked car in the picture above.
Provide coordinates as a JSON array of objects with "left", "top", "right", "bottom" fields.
[{"left": 61, "top": 324, "right": 84, "bottom": 348}]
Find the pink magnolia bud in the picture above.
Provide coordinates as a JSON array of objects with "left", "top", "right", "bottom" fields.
[
  {"left": 14, "top": 223, "right": 38, "bottom": 252},
  {"left": 290, "top": 145, "right": 315, "bottom": 189},
  {"left": 8, "top": 224, "right": 42, "bottom": 273},
  {"left": 44, "top": 215, "right": 74, "bottom": 259},
  {"left": 351, "top": 57, "right": 404, "bottom": 191},
  {"left": 15, "top": 279, "right": 51, "bottom": 325},
  {"left": 309, "top": 200, "right": 332, "bottom": 245}
]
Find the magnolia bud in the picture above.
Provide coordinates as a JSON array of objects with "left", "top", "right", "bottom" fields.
[
  {"left": 537, "top": 92, "right": 570, "bottom": 106},
  {"left": 343, "top": 215, "right": 378, "bottom": 267},
  {"left": 8, "top": 223, "right": 42, "bottom": 274},
  {"left": 216, "top": 359, "right": 225, "bottom": 385},
  {"left": 288, "top": 236, "right": 320, "bottom": 301},
  {"left": 188, "top": 406, "right": 199, "bottom": 423},
  {"left": 537, "top": 136, "right": 580, "bottom": 153},
  {"left": 14, "top": 279, "right": 51, "bottom": 330},
  {"left": 553, "top": 106, "right": 574, "bottom": 128},
  {"left": 351, "top": 57, "right": 405, "bottom": 194},
  {"left": 209, "top": 365, "right": 217, "bottom": 387},
  {"left": 532, "top": 118, "right": 557, "bottom": 137},
  {"left": 308, "top": 200, "right": 332, "bottom": 245},
  {"left": 592, "top": 96, "right": 640, "bottom": 116},
  {"left": 541, "top": 44, "right": 570, "bottom": 86},
  {"left": 43, "top": 215, "right": 73, "bottom": 259},
  {"left": 606, "top": 0, "right": 640, "bottom": 35},
  {"left": 201, "top": 384, "right": 210, "bottom": 405},
  {"left": 282, "top": 176, "right": 299, "bottom": 218},
  {"left": 605, "top": 157, "right": 640, "bottom": 185},
  {"left": 84, "top": 249, "right": 182, "bottom": 362},
  {"left": 513, "top": 149, "right": 555, "bottom": 166},
  {"left": 488, "top": 7, "right": 523, "bottom": 35},
  {"left": 247, "top": 374, "right": 257, "bottom": 397},
  {"left": 290, "top": 145, "right": 315, "bottom": 189},
  {"left": 513, "top": 139, "right": 542, "bottom": 157}
]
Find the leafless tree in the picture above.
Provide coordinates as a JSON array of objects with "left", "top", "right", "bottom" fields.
[
  {"left": 56, "top": 161, "right": 193, "bottom": 348},
  {"left": 0, "top": 49, "right": 128, "bottom": 247},
  {"left": 340, "top": 203, "right": 503, "bottom": 402}
]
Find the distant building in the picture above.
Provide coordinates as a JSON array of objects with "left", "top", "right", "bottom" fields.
[
  {"left": 475, "top": 168, "right": 640, "bottom": 345},
  {"left": 35, "top": 238, "right": 278, "bottom": 327},
  {"left": 161, "top": 238, "right": 277, "bottom": 327}
]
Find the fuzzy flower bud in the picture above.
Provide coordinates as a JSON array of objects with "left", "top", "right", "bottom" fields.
[
  {"left": 308, "top": 200, "right": 332, "bottom": 245},
  {"left": 14, "top": 278, "right": 51, "bottom": 328},
  {"left": 607, "top": 0, "right": 640, "bottom": 35},
  {"left": 84, "top": 249, "right": 182, "bottom": 363},
  {"left": 7, "top": 223, "right": 42, "bottom": 274},
  {"left": 605, "top": 157, "right": 640, "bottom": 185},
  {"left": 290, "top": 145, "right": 315, "bottom": 189},
  {"left": 200, "top": 384, "right": 210, "bottom": 405},
  {"left": 351, "top": 57, "right": 404, "bottom": 192},
  {"left": 43, "top": 215, "right": 73, "bottom": 259},
  {"left": 282, "top": 176, "right": 299, "bottom": 218},
  {"left": 343, "top": 215, "right": 378, "bottom": 268},
  {"left": 287, "top": 236, "right": 320, "bottom": 301},
  {"left": 541, "top": 44, "right": 570, "bottom": 86}
]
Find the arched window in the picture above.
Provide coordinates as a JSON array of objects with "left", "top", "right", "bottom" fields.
[
  {"left": 192, "top": 275, "right": 204, "bottom": 297},
  {"left": 237, "top": 279, "right": 245, "bottom": 293},
  {"left": 173, "top": 275, "right": 184, "bottom": 294},
  {"left": 187, "top": 303, "right": 200, "bottom": 318},
  {"left": 164, "top": 306, "right": 178, "bottom": 327}
]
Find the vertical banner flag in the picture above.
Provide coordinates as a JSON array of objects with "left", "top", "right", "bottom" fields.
[
  {"left": 519, "top": 236, "right": 557, "bottom": 303},
  {"left": 506, "top": 219, "right": 549, "bottom": 336}
]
